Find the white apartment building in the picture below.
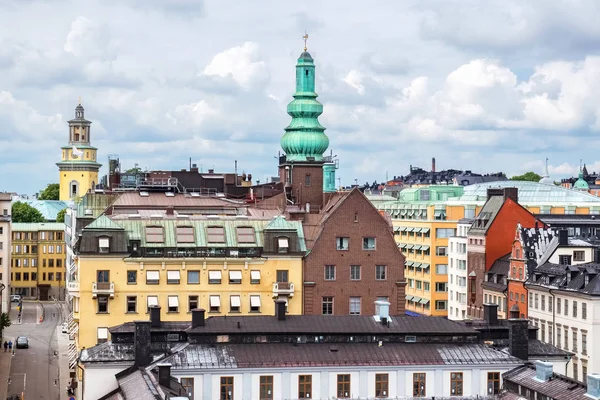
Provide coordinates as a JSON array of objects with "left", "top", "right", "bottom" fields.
[
  {"left": 448, "top": 219, "right": 471, "bottom": 320},
  {"left": 526, "top": 263, "right": 600, "bottom": 381},
  {"left": 0, "top": 193, "right": 11, "bottom": 316}
]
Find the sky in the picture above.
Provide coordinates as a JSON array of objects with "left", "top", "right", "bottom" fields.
[{"left": 2, "top": 0, "right": 600, "bottom": 195}]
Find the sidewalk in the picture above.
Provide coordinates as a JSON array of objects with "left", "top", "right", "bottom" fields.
[
  {"left": 57, "top": 302, "right": 72, "bottom": 397},
  {"left": 0, "top": 346, "right": 13, "bottom": 400}
]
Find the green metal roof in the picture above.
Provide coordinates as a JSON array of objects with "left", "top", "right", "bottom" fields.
[
  {"left": 85, "top": 215, "right": 124, "bottom": 230},
  {"left": 265, "top": 215, "right": 297, "bottom": 230},
  {"left": 20, "top": 200, "right": 67, "bottom": 221},
  {"left": 11, "top": 222, "right": 65, "bottom": 232}
]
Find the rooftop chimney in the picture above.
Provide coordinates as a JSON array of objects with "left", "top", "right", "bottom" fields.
[
  {"left": 558, "top": 229, "right": 569, "bottom": 246},
  {"left": 587, "top": 373, "right": 600, "bottom": 399},
  {"left": 508, "top": 319, "right": 529, "bottom": 360},
  {"left": 275, "top": 299, "right": 287, "bottom": 321},
  {"left": 483, "top": 303, "right": 499, "bottom": 325},
  {"left": 534, "top": 360, "right": 553, "bottom": 382},
  {"left": 191, "top": 308, "right": 205, "bottom": 328},
  {"left": 150, "top": 305, "right": 161, "bottom": 328},
  {"left": 157, "top": 363, "right": 172, "bottom": 389},
  {"left": 432, "top": 157, "right": 436, "bottom": 173},
  {"left": 134, "top": 321, "right": 152, "bottom": 367}
]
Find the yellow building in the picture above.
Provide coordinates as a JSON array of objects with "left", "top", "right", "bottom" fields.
[
  {"left": 70, "top": 213, "right": 305, "bottom": 349},
  {"left": 56, "top": 101, "right": 102, "bottom": 201},
  {"left": 10, "top": 223, "right": 66, "bottom": 300}
]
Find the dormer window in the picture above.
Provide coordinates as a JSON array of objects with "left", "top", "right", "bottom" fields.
[
  {"left": 146, "top": 226, "right": 164, "bottom": 243},
  {"left": 236, "top": 227, "right": 255, "bottom": 243},
  {"left": 278, "top": 237, "right": 289, "bottom": 253},
  {"left": 207, "top": 226, "right": 225, "bottom": 243},
  {"left": 176, "top": 226, "right": 194, "bottom": 243},
  {"left": 98, "top": 238, "right": 110, "bottom": 253}
]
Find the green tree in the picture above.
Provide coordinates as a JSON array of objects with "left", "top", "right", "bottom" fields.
[
  {"left": 38, "top": 183, "right": 60, "bottom": 200},
  {"left": 0, "top": 312, "right": 11, "bottom": 340},
  {"left": 11, "top": 201, "right": 46, "bottom": 223},
  {"left": 510, "top": 172, "right": 542, "bottom": 182},
  {"left": 56, "top": 208, "right": 67, "bottom": 223}
]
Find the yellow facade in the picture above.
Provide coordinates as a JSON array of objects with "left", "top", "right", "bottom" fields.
[
  {"left": 10, "top": 223, "right": 66, "bottom": 300},
  {"left": 73, "top": 256, "right": 303, "bottom": 349},
  {"left": 59, "top": 169, "right": 99, "bottom": 201}
]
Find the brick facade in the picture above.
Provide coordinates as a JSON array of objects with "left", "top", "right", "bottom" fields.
[
  {"left": 279, "top": 163, "right": 325, "bottom": 212},
  {"left": 303, "top": 189, "right": 406, "bottom": 316}
]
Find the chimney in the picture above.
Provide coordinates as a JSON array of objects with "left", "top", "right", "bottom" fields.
[
  {"left": 508, "top": 319, "right": 529, "bottom": 360},
  {"left": 503, "top": 187, "right": 519, "bottom": 203},
  {"left": 157, "top": 363, "right": 172, "bottom": 388},
  {"left": 191, "top": 308, "right": 205, "bottom": 328},
  {"left": 166, "top": 206, "right": 174, "bottom": 216},
  {"left": 375, "top": 300, "right": 390, "bottom": 324},
  {"left": 208, "top": 168, "right": 215, "bottom": 174},
  {"left": 432, "top": 157, "right": 436, "bottom": 173},
  {"left": 483, "top": 303, "right": 499, "bottom": 325},
  {"left": 134, "top": 321, "right": 152, "bottom": 366},
  {"left": 558, "top": 229, "right": 569, "bottom": 246},
  {"left": 535, "top": 360, "right": 553, "bottom": 382},
  {"left": 275, "top": 299, "right": 287, "bottom": 321},
  {"left": 150, "top": 305, "right": 161, "bottom": 328},
  {"left": 587, "top": 373, "right": 600, "bottom": 399},
  {"left": 190, "top": 164, "right": 198, "bottom": 173}
]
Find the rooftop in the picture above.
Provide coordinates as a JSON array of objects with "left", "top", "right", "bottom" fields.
[
  {"left": 11, "top": 222, "right": 65, "bottom": 232},
  {"left": 20, "top": 200, "right": 68, "bottom": 221},
  {"left": 502, "top": 363, "right": 590, "bottom": 400}
]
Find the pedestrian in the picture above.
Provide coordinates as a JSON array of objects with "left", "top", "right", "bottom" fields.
[
  {"left": 8, "top": 340, "right": 12, "bottom": 351},
  {"left": 3, "top": 341, "right": 7, "bottom": 352}
]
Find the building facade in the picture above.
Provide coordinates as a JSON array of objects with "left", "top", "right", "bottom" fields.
[
  {"left": 448, "top": 219, "right": 471, "bottom": 320},
  {"left": 0, "top": 193, "right": 11, "bottom": 315},
  {"left": 10, "top": 222, "right": 66, "bottom": 300},
  {"left": 56, "top": 102, "right": 102, "bottom": 201}
]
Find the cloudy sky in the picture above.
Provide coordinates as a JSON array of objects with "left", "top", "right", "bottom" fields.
[{"left": 2, "top": 0, "right": 600, "bottom": 195}]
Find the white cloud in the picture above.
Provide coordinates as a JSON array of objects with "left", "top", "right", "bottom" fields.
[{"left": 201, "top": 42, "right": 268, "bottom": 89}]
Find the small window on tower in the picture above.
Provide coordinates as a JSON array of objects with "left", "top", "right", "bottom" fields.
[
  {"left": 75, "top": 134, "right": 80, "bottom": 141},
  {"left": 306, "top": 70, "right": 309, "bottom": 76},
  {"left": 305, "top": 174, "right": 311, "bottom": 186}
]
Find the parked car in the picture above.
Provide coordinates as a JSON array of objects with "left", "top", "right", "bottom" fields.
[
  {"left": 15, "top": 336, "right": 28, "bottom": 349},
  {"left": 61, "top": 323, "right": 68, "bottom": 334},
  {"left": 10, "top": 295, "right": 21, "bottom": 303}
]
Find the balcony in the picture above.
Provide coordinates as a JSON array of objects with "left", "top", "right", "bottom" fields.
[
  {"left": 67, "top": 281, "right": 80, "bottom": 294},
  {"left": 272, "top": 282, "right": 295, "bottom": 297},
  {"left": 0, "top": 214, "right": 10, "bottom": 222},
  {"left": 92, "top": 282, "right": 115, "bottom": 298}
]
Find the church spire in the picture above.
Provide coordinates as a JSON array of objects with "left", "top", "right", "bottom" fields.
[{"left": 280, "top": 34, "right": 329, "bottom": 162}]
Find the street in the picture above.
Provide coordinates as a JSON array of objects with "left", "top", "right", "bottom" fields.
[{"left": 4, "top": 301, "right": 62, "bottom": 400}]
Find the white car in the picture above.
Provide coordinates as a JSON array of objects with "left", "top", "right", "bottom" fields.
[
  {"left": 61, "top": 323, "right": 68, "bottom": 334},
  {"left": 10, "top": 295, "right": 21, "bottom": 303}
]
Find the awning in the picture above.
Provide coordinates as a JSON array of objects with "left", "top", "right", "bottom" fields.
[
  {"left": 406, "top": 244, "right": 414, "bottom": 249},
  {"left": 406, "top": 227, "right": 414, "bottom": 232},
  {"left": 210, "top": 296, "right": 220, "bottom": 307},
  {"left": 168, "top": 296, "right": 179, "bottom": 307},
  {"left": 250, "top": 295, "right": 261, "bottom": 308},
  {"left": 230, "top": 295, "right": 241, "bottom": 307},
  {"left": 420, "top": 298, "right": 430, "bottom": 305},
  {"left": 278, "top": 238, "right": 289, "bottom": 247},
  {"left": 421, "top": 245, "right": 430, "bottom": 251},
  {"left": 421, "top": 263, "right": 430, "bottom": 269},
  {"left": 406, "top": 295, "right": 414, "bottom": 301},
  {"left": 229, "top": 270, "right": 242, "bottom": 280},
  {"left": 401, "top": 210, "right": 407, "bottom": 215},
  {"left": 250, "top": 270, "right": 261, "bottom": 280},
  {"left": 414, "top": 245, "right": 422, "bottom": 250},
  {"left": 412, "top": 296, "right": 423, "bottom": 303},
  {"left": 167, "top": 271, "right": 180, "bottom": 280},
  {"left": 399, "top": 243, "right": 408, "bottom": 249},
  {"left": 147, "top": 296, "right": 158, "bottom": 306},
  {"left": 421, "top": 228, "right": 430, "bottom": 234},
  {"left": 406, "top": 261, "right": 414, "bottom": 267},
  {"left": 414, "top": 263, "right": 423, "bottom": 269},
  {"left": 146, "top": 271, "right": 160, "bottom": 280},
  {"left": 209, "top": 271, "right": 222, "bottom": 280}
]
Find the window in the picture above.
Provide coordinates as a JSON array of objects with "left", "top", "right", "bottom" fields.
[
  {"left": 260, "top": 375, "right": 273, "bottom": 400},
  {"left": 435, "top": 282, "right": 448, "bottom": 292},
  {"left": 146, "top": 271, "right": 160, "bottom": 285},
  {"left": 573, "top": 330, "right": 578, "bottom": 352},
  {"left": 436, "top": 228, "right": 456, "bottom": 238},
  {"left": 228, "top": 270, "right": 242, "bottom": 284},
  {"left": 147, "top": 296, "right": 158, "bottom": 313},
  {"left": 188, "top": 295, "right": 199, "bottom": 312},
  {"left": 436, "top": 246, "right": 447, "bottom": 256},
  {"left": 167, "top": 270, "right": 181, "bottom": 284},
  {"left": 413, "top": 373, "right": 426, "bottom": 397},
  {"left": 583, "top": 303, "right": 587, "bottom": 319},
  {"left": 557, "top": 326, "right": 562, "bottom": 348},
  {"left": 541, "top": 295, "right": 545, "bottom": 311},
  {"left": 557, "top": 298, "right": 562, "bottom": 314},
  {"left": 168, "top": 296, "right": 179, "bottom": 312},
  {"left": 436, "top": 264, "right": 448, "bottom": 274},
  {"left": 209, "top": 270, "right": 222, "bottom": 284},
  {"left": 549, "top": 325, "right": 553, "bottom": 345},
  {"left": 127, "top": 270, "right": 137, "bottom": 284},
  {"left": 187, "top": 270, "right": 200, "bottom": 284},
  {"left": 100, "top": 237, "right": 110, "bottom": 252},
  {"left": 324, "top": 265, "right": 336, "bottom": 280},
  {"left": 573, "top": 301, "right": 578, "bottom": 318},
  {"left": 180, "top": 378, "right": 194, "bottom": 399},
  {"left": 573, "top": 360, "right": 579, "bottom": 381},
  {"left": 564, "top": 327, "right": 568, "bottom": 350},
  {"left": 298, "top": 375, "right": 312, "bottom": 399},
  {"left": 336, "top": 237, "right": 349, "bottom": 250},
  {"left": 277, "top": 237, "right": 289, "bottom": 253},
  {"left": 236, "top": 227, "right": 255, "bottom": 243},
  {"left": 350, "top": 265, "right": 361, "bottom": 280},
  {"left": 207, "top": 226, "right": 225, "bottom": 243},
  {"left": 97, "top": 295, "right": 109, "bottom": 313},
  {"left": 49, "top": 259, "right": 55, "bottom": 268},
  {"left": 250, "top": 270, "right": 261, "bottom": 284},
  {"left": 210, "top": 295, "right": 221, "bottom": 312},
  {"left": 48, "top": 245, "right": 54, "bottom": 254},
  {"left": 176, "top": 226, "right": 195, "bottom": 243},
  {"left": 145, "top": 226, "right": 164, "bottom": 243},
  {"left": 276, "top": 270, "right": 289, "bottom": 283},
  {"left": 574, "top": 250, "right": 585, "bottom": 261},
  {"left": 56, "top": 272, "right": 62, "bottom": 281},
  {"left": 220, "top": 376, "right": 233, "bottom": 400},
  {"left": 14, "top": 273, "right": 21, "bottom": 281},
  {"left": 23, "top": 272, "right": 29, "bottom": 281},
  {"left": 535, "top": 294, "right": 539, "bottom": 309},
  {"left": 451, "top": 372, "right": 463, "bottom": 396},
  {"left": 337, "top": 374, "right": 350, "bottom": 398},
  {"left": 250, "top": 295, "right": 261, "bottom": 312},
  {"left": 424, "top": 282, "right": 430, "bottom": 291},
  {"left": 97, "top": 327, "right": 109, "bottom": 344},
  {"left": 127, "top": 296, "right": 137, "bottom": 313},
  {"left": 435, "top": 300, "right": 447, "bottom": 310},
  {"left": 487, "top": 372, "right": 500, "bottom": 395},
  {"left": 48, "top": 272, "right": 54, "bottom": 281},
  {"left": 363, "top": 237, "right": 376, "bottom": 250},
  {"left": 416, "top": 280, "right": 422, "bottom": 290},
  {"left": 376, "top": 265, "right": 387, "bottom": 280},
  {"left": 565, "top": 299, "right": 569, "bottom": 316},
  {"left": 322, "top": 296, "right": 333, "bottom": 315},
  {"left": 349, "top": 297, "right": 361, "bottom": 315},
  {"left": 56, "top": 259, "right": 62, "bottom": 268},
  {"left": 375, "top": 373, "right": 388, "bottom": 398}
]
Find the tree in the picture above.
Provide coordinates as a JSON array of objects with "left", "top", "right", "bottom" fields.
[
  {"left": 510, "top": 172, "right": 542, "bottom": 182},
  {"left": 56, "top": 208, "right": 67, "bottom": 223},
  {"left": 38, "top": 183, "right": 60, "bottom": 200},
  {"left": 0, "top": 312, "right": 11, "bottom": 340},
  {"left": 11, "top": 202, "right": 46, "bottom": 223}
]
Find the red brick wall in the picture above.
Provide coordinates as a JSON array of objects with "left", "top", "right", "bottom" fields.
[
  {"left": 279, "top": 164, "right": 325, "bottom": 211},
  {"left": 303, "top": 190, "right": 405, "bottom": 316},
  {"left": 508, "top": 239, "right": 528, "bottom": 318},
  {"left": 467, "top": 249, "right": 486, "bottom": 318}
]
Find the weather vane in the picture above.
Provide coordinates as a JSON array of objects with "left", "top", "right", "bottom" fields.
[
  {"left": 78, "top": 96, "right": 82, "bottom": 105},
  {"left": 303, "top": 31, "right": 309, "bottom": 52}
]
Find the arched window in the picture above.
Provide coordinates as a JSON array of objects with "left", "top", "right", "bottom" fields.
[{"left": 70, "top": 180, "right": 79, "bottom": 198}]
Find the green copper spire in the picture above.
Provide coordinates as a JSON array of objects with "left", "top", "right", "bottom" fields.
[{"left": 280, "top": 45, "right": 329, "bottom": 162}]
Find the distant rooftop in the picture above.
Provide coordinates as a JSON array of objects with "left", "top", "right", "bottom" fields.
[{"left": 19, "top": 200, "right": 68, "bottom": 221}]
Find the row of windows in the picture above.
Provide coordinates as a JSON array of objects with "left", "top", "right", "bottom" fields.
[
  {"left": 324, "top": 265, "right": 387, "bottom": 281},
  {"left": 395, "top": 230, "right": 431, "bottom": 239},
  {"left": 449, "top": 258, "right": 467, "bottom": 270},
  {"left": 12, "top": 231, "right": 63, "bottom": 241},
  {"left": 12, "top": 258, "right": 63, "bottom": 268},
  {"left": 96, "top": 269, "right": 285, "bottom": 286},
  {"left": 12, "top": 272, "right": 61, "bottom": 282},
  {"left": 530, "top": 294, "right": 588, "bottom": 320},
  {"left": 536, "top": 319, "right": 588, "bottom": 356},
  {"left": 322, "top": 296, "right": 389, "bottom": 315},
  {"left": 335, "top": 237, "right": 377, "bottom": 251},
  {"left": 144, "top": 226, "right": 256, "bottom": 245},
  {"left": 12, "top": 244, "right": 63, "bottom": 254},
  {"left": 407, "top": 279, "right": 447, "bottom": 292}
]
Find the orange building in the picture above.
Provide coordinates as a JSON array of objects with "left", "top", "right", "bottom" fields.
[{"left": 507, "top": 228, "right": 530, "bottom": 319}]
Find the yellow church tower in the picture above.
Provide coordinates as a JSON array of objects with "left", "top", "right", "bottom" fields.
[{"left": 56, "top": 101, "right": 102, "bottom": 201}]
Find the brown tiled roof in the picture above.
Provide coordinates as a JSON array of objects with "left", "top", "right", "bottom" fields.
[
  {"left": 111, "top": 192, "right": 245, "bottom": 209},
  {"left": 502, "top": 363, "right": 588, "bottom": 400}
]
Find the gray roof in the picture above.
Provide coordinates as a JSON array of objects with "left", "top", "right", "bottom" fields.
[
  {"left": 502, "top": 363, "right": 589, "bottom": 400},
  {"left": 526, "top": 262, "right": 600, "bottom": 295},
  {"left": 469, "top": 196, "right": 504, "bottom": 235},
  {"left": 118, "top": 369, "right": 164, "bottom": 400}
]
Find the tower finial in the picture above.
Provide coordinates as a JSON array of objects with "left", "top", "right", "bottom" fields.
[
  {"left": 78, "top": 96, "right": 82, "bottom": 105},
  {"left": 545, "top": 157, "right": 549, "bottom": 177},
  {"left": 302, "top": 31, "right": 308, "bottom": 52}
]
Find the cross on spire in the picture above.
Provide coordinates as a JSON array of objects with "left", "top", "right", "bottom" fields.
[{"left": 303, "top": 31, "right": 308, "bottom": 52}]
